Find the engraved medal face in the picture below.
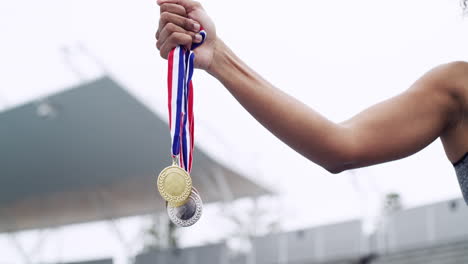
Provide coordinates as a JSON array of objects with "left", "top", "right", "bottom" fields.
[
  {"left": 157, "top": 165, "right": 192, "bottom": 205},
  {"left": 167, "top": 188, "right": 203, "bottom": 227}
]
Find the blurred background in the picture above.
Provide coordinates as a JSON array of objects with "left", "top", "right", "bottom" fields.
[{"left": 1, "top": 0, "right": 468, "bottom": 263}]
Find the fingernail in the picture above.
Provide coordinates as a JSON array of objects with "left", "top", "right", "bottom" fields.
[
  {"left": 194, "top": 34, "right": 202, "bottom": 42},
  {"left": 193, "top": 23, "right": 200, "bottom": 32}
]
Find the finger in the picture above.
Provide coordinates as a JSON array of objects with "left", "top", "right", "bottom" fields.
[
  {"left": 159, "top": 32, "right": 193, "bottom": 59},
  {"left": 157, "top": 4, "right": 187, "bottom": 39},
  {"left": 160, "top": 11, "right": 200, "bottom": 33},
  {"left": 157, "top": 0, "right": 202, "bottom": 12},
  {"left": 160, "top": 3, "right": 187, "bottom": 16},
  {"left": 156, "top": 23, "right": 200, "bottom": 48},
  {"left": 156, "top": 10, "right": 194, "bottom": 40},
  {"left": 157, "top": 22, "right": 202, "bottom": 45}
]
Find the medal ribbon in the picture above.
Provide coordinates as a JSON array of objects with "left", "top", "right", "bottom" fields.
[{"left": 167, "top": 29, "right": 206, "bottom": 173}]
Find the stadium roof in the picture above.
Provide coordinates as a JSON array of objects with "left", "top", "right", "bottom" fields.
[{"left": 0, "top": 77, "right": 269, "bottom": 233}]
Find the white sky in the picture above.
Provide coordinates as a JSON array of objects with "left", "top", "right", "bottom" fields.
[{"left": 1, "top": 0, "right": 468, "bottom": 263}]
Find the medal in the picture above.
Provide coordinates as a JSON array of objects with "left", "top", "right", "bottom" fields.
[
  {"left": 167, "top": 187, "right": 203, "bottom": 227},
  {"left": 157, "top": 28, "right": 207, "bottom": 226},
  {"left": 157, "top": 158, "right": 192, "bottom": 205}
]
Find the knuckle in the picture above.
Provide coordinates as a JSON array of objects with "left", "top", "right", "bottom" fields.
[
  {"left": 160, "top": 48, "right": 167, "bottom": 59},
  {"left": 169, "top": 32, "right": 188, "bottom": 45},
  {"left": 181, "top": 34, "right": 192, "bottom": 44},
  {"left": 179, "top": 5, "right": 188, "bottom": 14},
  {"left": 166, "top": 22, "right": 178, "bottom": 32},
  {"left": 183, "top": 18, "right": 194, "bottom": 29},
  {"left": 169, "top": 32, "right": 182, "bottom": 42},
  {"left": 160, "top": 3, "right": 169, "bottom": 13},
  {"left": 164, "top": 31, "right": 192, "bottom": 50},
  {"left": 187, "top": 31, "right": 196, "bottom": 37},
  {"left": 160, "top": 12, "right": 170, "bottom": 22}
]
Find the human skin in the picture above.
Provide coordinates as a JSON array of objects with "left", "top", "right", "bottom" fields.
[{"left": 155, "top": 0, "right": 468, "bottom": 174}]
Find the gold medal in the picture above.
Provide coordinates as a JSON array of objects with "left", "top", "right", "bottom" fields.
[
  {"left": 167, "top": 186, "right": 199, "bottom": 207},
  {"left": 157, "top": 159, "right": 192, "bottom": 205},
  {"left": 168, "top": 196, "right": 191, "bottom": 207}
]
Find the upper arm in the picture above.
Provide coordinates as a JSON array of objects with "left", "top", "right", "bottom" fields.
[{"left": 335, "top": 62, "right": 465, "bottom": 172}]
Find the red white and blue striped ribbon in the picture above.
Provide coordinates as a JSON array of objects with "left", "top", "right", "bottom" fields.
[{"left": 167, "top": 29, "right": 206, "bottom": 173}]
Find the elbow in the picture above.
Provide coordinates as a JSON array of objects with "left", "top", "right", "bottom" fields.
[
  {"left": 319, "top": 138, "right": 359, "bottom": 174},
  {"left": 325, "top": 165, "right": 346, "bottom": 174},
  {"left": 306, "top": 123, "right": 361, "bottom": 174},
  {"left": 324, "top": 162, "right": 352, "bottom": 174}
]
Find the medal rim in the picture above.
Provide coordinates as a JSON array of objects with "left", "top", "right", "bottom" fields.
[{"left": 157, "top": 165, "right": 192, "bottom": 204}]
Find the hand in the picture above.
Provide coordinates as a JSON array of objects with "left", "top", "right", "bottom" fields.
[{"left": 156, "top": 0, "right": 217, "bottom": 70}]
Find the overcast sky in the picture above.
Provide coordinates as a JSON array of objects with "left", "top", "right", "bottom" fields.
[{"left": 1, "top": 0, "right": 468, "bottom": 263}]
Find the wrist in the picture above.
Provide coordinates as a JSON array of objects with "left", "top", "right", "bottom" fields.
[{"left": 206, "top": 38, "right": 231, "bottom": 78}]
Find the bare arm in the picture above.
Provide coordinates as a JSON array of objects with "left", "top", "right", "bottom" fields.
[
  {"left": 208, "top": 40, "right": 463, "bottom": 172},
  {"left": 155, "top": 0, "right": 465, "bottom": 173}
]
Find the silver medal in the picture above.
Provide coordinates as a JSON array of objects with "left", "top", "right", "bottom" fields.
[{"left": 167, "top": 187, "right": 203, "bottom": 227}]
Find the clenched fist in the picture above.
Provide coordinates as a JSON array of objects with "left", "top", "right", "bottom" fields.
[{"left": 156, "top": 0, "right": 217, "bottom": 70}]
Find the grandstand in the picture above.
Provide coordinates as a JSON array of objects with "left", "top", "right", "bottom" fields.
[
  {"left": 372, "top": 240, "right": 468, "bottom": 264},
  {"left": 0, "top": 77, "right": 268, "bottom": 233},
  {"left": 135, "top": 198, "right": 468, "bottom": 264}
]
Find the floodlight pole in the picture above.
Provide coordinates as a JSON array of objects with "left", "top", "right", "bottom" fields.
[
  {"left": 60, "top": 42, "right": 112, "bottom": 82},
  {"left": 7, "top": 233, "right": 32, "bottom": 264},
  {"left": 60, "top": 45, "right": 86, "bottom": 81},
  {"left": 0, "top": 90, "right": 10, "bottom": 110},
  {"left": 96, "top": 191, "right": 136, "bottom": 264}
]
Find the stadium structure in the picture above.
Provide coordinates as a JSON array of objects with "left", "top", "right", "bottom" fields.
[
  {"left": 0, "top": 77, "right": 268, "bottom": 233},
  {"left": 1, "top": 78, "right": 467, "bottom": 264},
  {"left": 136, "top": 197, "right": 468, "bottom": 264}
]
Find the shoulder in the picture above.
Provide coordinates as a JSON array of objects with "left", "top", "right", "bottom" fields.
[
  {"left": 430, "top": 61, "right": 468, "bottom": 90},
  {"left": 443, "top": 61, "right": 468, "bottom": 72},
  {"left": 439, "top": 61, "right": 468, "bottom": 104},
  {"left": 435, "top": 62, "right": 468, "bottom": 162},
  {"left": 417, "top": 61, "right": 467, "bottom": 128},
  {"left": 420, "top": 61, "right": 468, "bottom": 108}
]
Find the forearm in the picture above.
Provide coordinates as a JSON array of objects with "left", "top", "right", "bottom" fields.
[
  {"left": 207, "top": 40, "right": 353, "bottom": 172},
  {"left": 206, "top": 39, "right": 465, "bottom": 173}
]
